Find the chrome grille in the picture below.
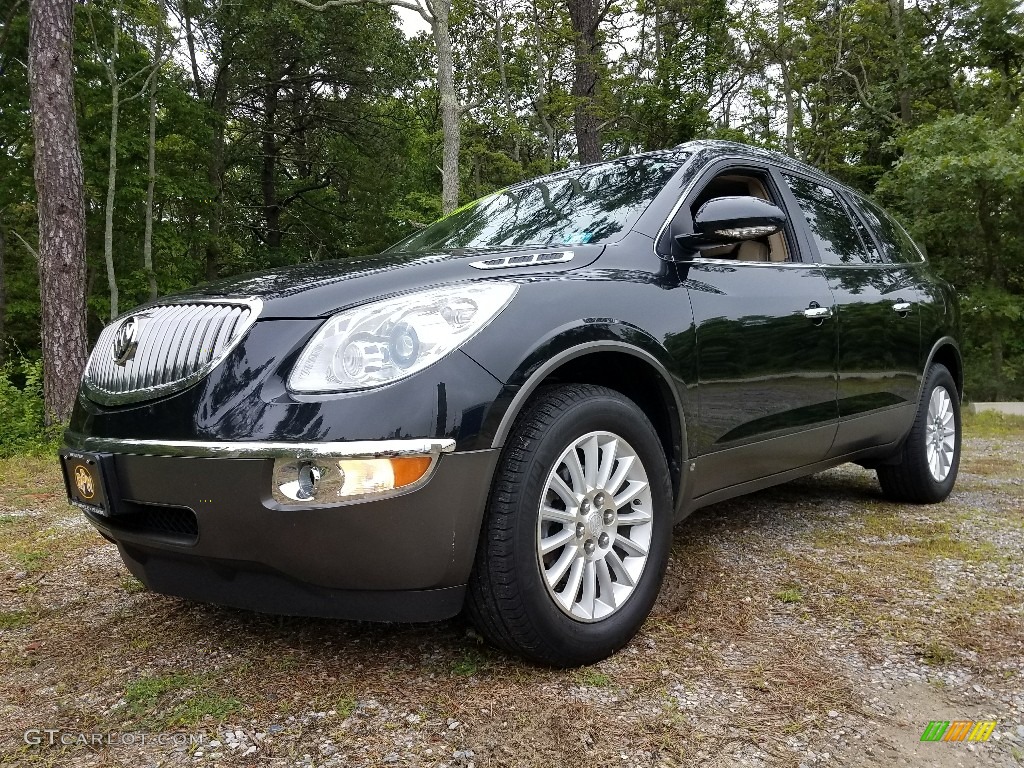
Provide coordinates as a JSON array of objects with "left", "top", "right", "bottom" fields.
[{"left": 83, "top": 299, "right": 262, "bottom": 406}]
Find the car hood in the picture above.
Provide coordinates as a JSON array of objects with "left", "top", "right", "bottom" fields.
[{"left": 165, "top": 245, "right": 604, "bottom": 318}]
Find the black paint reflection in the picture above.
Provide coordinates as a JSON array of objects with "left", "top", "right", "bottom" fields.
[
  {"left": 680, "top": 262, "right": 838, "bottom": 460},
  {"left": 820, "top": 264, "right": 924, "bottom": 415}
]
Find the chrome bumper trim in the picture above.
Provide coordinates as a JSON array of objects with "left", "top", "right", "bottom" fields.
[{"left": 63, "top": 432, "right": 457, "bottom": 460}]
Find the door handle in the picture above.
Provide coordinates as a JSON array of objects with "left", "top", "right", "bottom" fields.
[
  {"left": 803, "top": 305, "right": 833, "bottom": 321},
  {"left": 893, "top": 301, "right": 912, "bottom": 315}
]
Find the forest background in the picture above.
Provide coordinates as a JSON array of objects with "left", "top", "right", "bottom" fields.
[{"left": 1, "top": 0, "right": 1022, "bottom": 452}]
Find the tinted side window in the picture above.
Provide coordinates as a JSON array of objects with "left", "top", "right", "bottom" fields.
[
  {"left": 783, "top": 175, "right": 870, "bottom": 264},
  {"left": 846, "top": 203, "right": 883, "bottom": 263},
  {"left": 850, "top": 195, "right": 924, "bottom": 264}
]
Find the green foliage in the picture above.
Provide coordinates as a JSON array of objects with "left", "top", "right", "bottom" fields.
[
  {"left": 880, "top": 114, "right": 1024, "bottom": 399},
  {"left": 3, "top": 0, "right": 1023, "bottom": 399},
  {"left": 0, "top": 355, "right": 59, "bottom": 457}
]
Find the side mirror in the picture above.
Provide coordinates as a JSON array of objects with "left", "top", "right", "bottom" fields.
[{"left": 674, "top": 196, "right": 787, "bottom": 252}]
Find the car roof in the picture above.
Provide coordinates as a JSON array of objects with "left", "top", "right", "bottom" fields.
[
  {"left": 672, "top": 139, "right": 851, "bottom": 191},
  {"left": 501, "top": 140, "right": 856, "bottom": 201}
]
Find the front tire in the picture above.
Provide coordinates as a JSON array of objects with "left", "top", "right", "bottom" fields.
[
  {"left": 877, "top": 364, "right": 961, "bottom": 503},
  {"left": 467, "top": 384, "right": 673, "bottom": 667}
]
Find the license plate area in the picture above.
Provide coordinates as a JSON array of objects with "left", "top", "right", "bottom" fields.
[{"left": 60, "top": 450, "right": 120, "bottom": 517}]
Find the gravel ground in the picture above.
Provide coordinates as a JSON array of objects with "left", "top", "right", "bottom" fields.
[{"left": 0, "top": 416, "right": 1021, "bottom": 767}]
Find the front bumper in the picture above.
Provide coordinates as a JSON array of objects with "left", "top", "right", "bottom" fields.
[{"left": 63, "top": 433, "right": 499, "bottom": 621}]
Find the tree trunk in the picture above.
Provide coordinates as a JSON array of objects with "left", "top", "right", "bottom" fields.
[
  {"left": 494, "top": 4, "right": 520, "bottom": 163},
  {"left": 181, "top": 0, "right": 204, "bottom": 99},
  {"left": 261, "top": 80, "right": 282, "bottom": 251},
  {"left": 431, "top": 0, "right": 460, "bottom": 214},
  {"left": 889, "top": 0, "right": 912, "bottom": 124},
  {"left": 978, "top": 188, "right": 1006, "bottom": 399},
  {"left": 142, "top": 9, "right": 162, "bottom": 301},
  {"left": 103, "top": 81, "right": 120, "bottom": 319},
  {"left": 0, "top": 214, "right": 6, "bottom": 366},
  {"left": 531, "top": 1, "right": 555, "bottom": 170},
  {"left": 28, "top": 0, "right": 89, "bottom": 425},
  {"left": 566, "top": 0, "right": 602, "bottom": 164},
  {"left": 777, "top": 0, "right": 796, "bottom": 155},
  {"left": 205, "top": 65, "right": 229, "bottom": 280}
]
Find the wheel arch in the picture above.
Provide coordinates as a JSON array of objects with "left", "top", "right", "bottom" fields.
[
  {"left": 924, "top": 337, "right": 963, "bottom": 401},
  {"left": 489, "top": 342, "right": 687, "bottom": 506}
]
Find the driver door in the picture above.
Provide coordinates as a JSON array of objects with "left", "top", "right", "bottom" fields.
[{"left": 668, "top": 162, "right": 839, "bottom": 496}]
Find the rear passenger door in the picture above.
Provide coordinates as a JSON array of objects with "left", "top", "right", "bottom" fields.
[{"left": 779, "top": 173, "right": 924, "bottom": 453}]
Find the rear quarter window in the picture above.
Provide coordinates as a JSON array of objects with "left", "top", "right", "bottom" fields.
[{"left": 849, "top": 195, "right": 925, "bottom": 264}]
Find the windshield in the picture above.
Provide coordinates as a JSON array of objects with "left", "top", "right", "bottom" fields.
[{"left": 389, "top": 155, "right": 684, "bottom": 253}]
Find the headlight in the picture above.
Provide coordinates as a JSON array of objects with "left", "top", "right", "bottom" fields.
[{"left": 288, "top": 282, "right": 517, "bottom": 392}]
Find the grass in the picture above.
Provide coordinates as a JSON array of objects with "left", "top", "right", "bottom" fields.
[
  {"left": 166, "top": 694, "right": 243, "bottom": 727},
  {"left": 575, "top": 668, "right": 612, "bottom": 687},
  {"left": 919, "top": 640, "right": 957, "bottom": 666},
  {"left": 335, "top": 696, "right": 358, "bottom": 718},
  {"left": 11, "top": 547, "right": 48, "bottom": 573},
  {"left": 0, "top": 609, "right": 34, "bottom": 629},
  {"left": 119, "top": 576, "right": 147, "bottom": 594},
  {"left": 961, "top": 409, "right": 1024, "bottom": 438},
  {"left": 775, "top": 586, "right": 804, "bottom": 604},
  {"left": 123, "top": 673, "right": 208, "bottom": 717},
  {"left": 783, "top": 466, "right": 1024, "bottom": 664},
  {"left": 450, "top": 649, "right": 490, "bottom": 677},
  {"left": 120, "top": 673, "right": 243, "bottom": 728}
]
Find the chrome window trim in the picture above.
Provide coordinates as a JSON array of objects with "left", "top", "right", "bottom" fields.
[
  {"left": 683, "top": 258, "right": 820, "bottom": 269},
  {"left": 82, "top": 297, "right": 263, "bottom": 406},
  {"left": 63, "top": 432, "right": 456, "bottom": 460},
  {"left": 683, "top": 257, "right": 909, "bottom": 269}
]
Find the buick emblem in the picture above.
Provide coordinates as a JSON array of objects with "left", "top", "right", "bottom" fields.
[{"left": 111, "top": 316, "right": 139, "bottom": 366}]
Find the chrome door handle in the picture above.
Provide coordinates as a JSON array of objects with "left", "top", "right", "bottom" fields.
[
  {"left": 803, "top": 306, "right": 833, "bottom": 321},
  {"left": 893, "top": 301, "right": 912, "bottom": 314}
]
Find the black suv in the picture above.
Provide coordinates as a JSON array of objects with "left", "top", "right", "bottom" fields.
[{"left": 61, "top": 140, "right": 962, "bottom": 666}]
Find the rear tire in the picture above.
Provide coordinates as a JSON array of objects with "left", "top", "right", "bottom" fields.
[
  {"left": 876, "top": 364, "right": 960, "bottom": 503},
  {"left": 467, "top": 384, "right": 673, "bottom": 667}
]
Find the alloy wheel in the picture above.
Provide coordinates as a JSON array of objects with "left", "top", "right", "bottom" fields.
[
  {"left": 536, "top": 431, "right": 654, "bottom": 622},
  {"left": 925, "top": 386, "right": 956, "bottom": 482}
]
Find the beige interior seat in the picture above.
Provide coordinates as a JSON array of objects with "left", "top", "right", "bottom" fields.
[
  {"left": 740, "top": 177, "right": 789, "bottom": 263},
  {"left": 736, "top": 241, "right": 770, "bottom": 262}
]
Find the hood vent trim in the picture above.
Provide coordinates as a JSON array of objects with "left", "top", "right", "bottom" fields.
[{"left": 469, "top": 251, "right": 574, "bottom": 270}]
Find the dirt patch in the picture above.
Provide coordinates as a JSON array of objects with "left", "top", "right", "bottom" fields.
[{"left": 0, "top": 424, "right": 1022, "bottom": 767}]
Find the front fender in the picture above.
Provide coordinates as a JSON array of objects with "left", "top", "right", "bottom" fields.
[{"left": 470, "top": 325, "right": 684, "bottom": 449}]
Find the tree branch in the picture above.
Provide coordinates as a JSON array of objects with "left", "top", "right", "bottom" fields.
[
  {"left": 280, "top": 178, "right": 332, "bottom": 208},
  {"left": 290, "top": 0, "right": 432, "bottom": 24},
  {"left": 12, "top": 230, "right": 37, "bottom": 261}
]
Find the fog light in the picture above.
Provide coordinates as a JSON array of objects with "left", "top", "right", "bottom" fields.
[
  {"left": 335, "top": 457, "right": 432, "bottom": 495},
  {"left": 272, "top": 456, "right": 433, "bottom": 505},
  {"left": 298, "top": 463, "right": 321, "bottom": 497},
  {"left": 275, "top": 460, "right": 327, "bottom": 501}
]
